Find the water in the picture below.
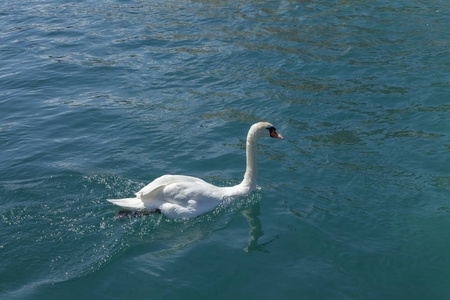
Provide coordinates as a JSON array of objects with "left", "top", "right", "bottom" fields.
[{"left": 1, "top": 0, "right": 449, "bottom": 298}]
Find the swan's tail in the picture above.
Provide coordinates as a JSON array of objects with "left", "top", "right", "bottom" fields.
[{"left": 106, "top": 197, "right": 145, "bottom": 210}]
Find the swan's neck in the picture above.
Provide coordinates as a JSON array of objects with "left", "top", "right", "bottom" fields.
[{"left": 241, "top": 132, "right": 258, "bottom": 191}]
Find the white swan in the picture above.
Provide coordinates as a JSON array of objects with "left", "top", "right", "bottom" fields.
[{"left": 107, "top": 122, "right": 283, "bottom": 219}]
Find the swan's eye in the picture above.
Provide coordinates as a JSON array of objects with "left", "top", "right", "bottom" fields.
[{"left": 267, "top": 127, "right": 276, "bottom": 135}]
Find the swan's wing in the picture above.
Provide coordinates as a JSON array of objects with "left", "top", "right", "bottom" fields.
[
  {"left": 156, "top": 184, "right": 225, "bottom": 219},
  {"left": 138, "top": 176, "right": 221, "bottom": 211},
  {"left": 136, "top": 175, "right": 206, "bottom": 197},
  {"left": 136, "top": 174, "right": 209, "bottom": 205}
]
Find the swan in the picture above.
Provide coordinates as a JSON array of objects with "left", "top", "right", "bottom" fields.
[{"left": 107, "top": 122, "right": 283, "bottom": 219}]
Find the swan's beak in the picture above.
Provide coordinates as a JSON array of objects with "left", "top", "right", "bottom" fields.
[{"left": 271, "top": 130, "right": 284, "bottom": 140}]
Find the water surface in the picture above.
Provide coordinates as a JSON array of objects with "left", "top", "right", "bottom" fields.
[{"left": 1, "top": 0, "right": 449, "bottom": 299}]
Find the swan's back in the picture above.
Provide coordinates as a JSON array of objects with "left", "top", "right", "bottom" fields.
[{"left": 136, "top": 175, "right": 207, "bottom": 199}]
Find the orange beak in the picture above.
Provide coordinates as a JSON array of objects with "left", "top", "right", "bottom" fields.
[{"left": 270, "top": 129, "right": 284, "bottom": 140}]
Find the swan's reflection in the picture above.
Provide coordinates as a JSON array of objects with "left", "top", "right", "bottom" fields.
[{"left": 242, "top": 202, "right": 279, "bottom": 253}]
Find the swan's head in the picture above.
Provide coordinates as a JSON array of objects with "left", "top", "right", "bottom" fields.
[{"left": 250, "top": 122, "right": 284, "bottom": 140}]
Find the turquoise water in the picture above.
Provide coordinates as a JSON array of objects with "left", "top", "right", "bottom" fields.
[{"left": 1, "top": 0, "right": 449, "bottom": 298}]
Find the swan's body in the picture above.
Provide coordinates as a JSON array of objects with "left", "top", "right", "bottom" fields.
[{"left": 107, "top": 122, "right": 283, "bottom": 219}]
